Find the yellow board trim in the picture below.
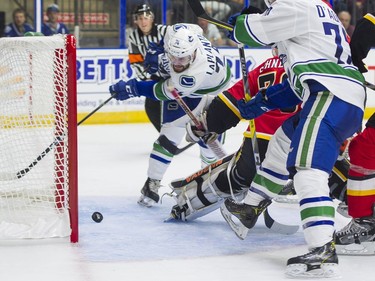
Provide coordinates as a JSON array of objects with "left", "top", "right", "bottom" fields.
[{"left": 77, "top": 111, "right": 150, "bottom": 125}]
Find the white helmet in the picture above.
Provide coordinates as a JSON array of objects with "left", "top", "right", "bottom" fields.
[
  {"left": 264, "top": 0, "right": 277, "bottom": 7},
  {"left": 166, "top": 27, "right": 199, "bottom": 58}
]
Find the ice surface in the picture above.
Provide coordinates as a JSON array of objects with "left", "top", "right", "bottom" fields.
[{"left": 0, "top": 122, "right": 374, "bottom": 281}]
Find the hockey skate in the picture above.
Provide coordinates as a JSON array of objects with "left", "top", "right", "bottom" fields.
[
  {"left": 285, "top": 240, "right": 340, "bottom": 278},
  {"left": 220, "top": 198, "right": 271, "bottom": 240},
  {"left": 336, "top": 201, "right": 350, "bottom": 218},
  {"left": 137, "top": 178, "right": 161, "bottom": 207},
  {"left": 273, "top": 179, "right": 298, "bottom": 204},
  {"left": 335, "top": 216, "right": 375, "bottom": 255}
]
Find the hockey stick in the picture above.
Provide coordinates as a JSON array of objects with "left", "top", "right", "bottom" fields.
[
  {"left": 237, "top": 45, "right": 261, "bottom": 166},
  {"left": 264, "top": 208, "right": 299, "bottom": 235},
  {"left": 169, "top": 87, "right": 226, "bottom": 158},
  {"left": 188, "top": 0, "right": 299, "bottom": 236},
  {"left": 364, "top": 80, "right": 375, "bottom": 91},
  {"left": 0, "top": 94, "right": 116, "bottom": 181},
  {"left": 187, "top": 0, "right": 234, "bottom": 31},
  {"left": 175, "top": 142, "right": 195, "bottom": 155}
]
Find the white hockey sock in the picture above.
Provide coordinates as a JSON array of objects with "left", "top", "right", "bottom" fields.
[
  {"left": 294, "top": 168, "right": 335, "bottom": 248},
  {"left": 243, "top": 189, "right": 266, "bottom": 206}
]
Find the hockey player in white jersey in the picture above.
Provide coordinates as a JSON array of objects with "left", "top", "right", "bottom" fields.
[
  {"left": 109, "top": 24, "right": 231, "bottom": 207},
  {"left": 221, "top": 0, "right": 366, "bottom": 278}
]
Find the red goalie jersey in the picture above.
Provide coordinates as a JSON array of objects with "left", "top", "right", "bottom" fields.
[
  {"left": 205, "top": 55, "right": 300, "bottom": 160},
  {"left": 228, "top": 56, "right": 299, "bottom": 140}
]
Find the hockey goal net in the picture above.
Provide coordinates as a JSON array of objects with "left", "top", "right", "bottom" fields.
[{"left": 0, "top": 34, "right": 78, "bottom": 242}]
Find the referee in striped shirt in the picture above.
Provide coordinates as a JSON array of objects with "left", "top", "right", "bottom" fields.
[{"left": 128, "top": 4, "right": 167, "bottom": 132}]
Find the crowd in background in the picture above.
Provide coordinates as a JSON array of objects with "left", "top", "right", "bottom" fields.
[
  {"left": 2, "top": 1, "right": 375, "bottom": 47},
  {"left": 3, "top": 4, "right": 69, "bottom": 37},
  {"left": 125, "top": 0, "right": 375, "bottom": 47}
]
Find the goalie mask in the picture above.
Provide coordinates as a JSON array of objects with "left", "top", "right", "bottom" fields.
[{"left": 166, "top": 28, "right": 198, "bottom": 73}]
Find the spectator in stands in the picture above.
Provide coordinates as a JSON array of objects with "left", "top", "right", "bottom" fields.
[
  {"left": 333, "top": 0, "right": 348, "bottom": 13},
  {"left": 228, "top": 0, "right": 245, "bottom": 13},
  {"left": 200, "top": 1, "right": 231, "bottom": 21},
  {"left": 197, "top": 17, "right": 224, "bottom": 46},
  {"left": 42, "top": 4, "right": 69, "bottom": 36},
  {"left": 338, "top": 10, "right": 355, "bottom": 37},
  {"left": 4, "top": 8, "right": 34, "bottom": 37}
]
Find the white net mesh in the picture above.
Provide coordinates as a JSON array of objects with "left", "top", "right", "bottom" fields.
[{"left": 0, "top": 35, "right": 72, "bottom": 239}]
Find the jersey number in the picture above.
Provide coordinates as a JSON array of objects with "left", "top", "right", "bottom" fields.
[
  {"left": 323, "top": 22, "right": 352, "bottom": 65},
  {"left": 258, "top": 71, "right": 287, "bottom": 89}
]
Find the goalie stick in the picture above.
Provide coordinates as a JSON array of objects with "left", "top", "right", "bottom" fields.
[
  {"left": 0, "top": 94, "right": 116, "bottom": 181},
  {"left": 169, "top": 87, "right": 226, "bottom": 159},
  {"left": 187, "top": 0, "right": 299, "bottom": 236}
]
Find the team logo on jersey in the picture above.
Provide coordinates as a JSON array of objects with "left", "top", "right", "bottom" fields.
[{"left": 180, "top": 76, "right": 195, "bottom": 88}]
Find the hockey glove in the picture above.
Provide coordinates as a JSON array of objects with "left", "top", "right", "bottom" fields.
[
  {"left": 238, "top": 89, "right": 276, "bottom": 120},
  {"left": 227, "top": 6, "right": 263, "bottom": 44},
  {"left": 186, "top": 112, "right": 219, "bottom": 144},
  {"left": 144, "top": 41, "right": 164, "bottom": 74},
  {"left": 109, "top": 78, "right": 139, "bottom": 101},
  {"left": 226, "top": 13, "right": 240, "bottom": 44},
  {"left": 350, "top": 14, "right": 375, "bottom": 73}
]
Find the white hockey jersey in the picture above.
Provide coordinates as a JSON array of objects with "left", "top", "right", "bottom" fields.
[
  {"left": 234, "top": 0, "right": 366, "bottom": 110},
  {"left": 153, "top": 24, "right": 231, "bottom": 100}
]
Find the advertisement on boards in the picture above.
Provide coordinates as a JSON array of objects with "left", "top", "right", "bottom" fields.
[{"left": 76, "top": 48, "right": 375, "bottom": 122}]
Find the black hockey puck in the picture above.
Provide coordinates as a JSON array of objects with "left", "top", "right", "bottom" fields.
[{"left": 91, "top": 211, "right": 103, "bottom": 223}]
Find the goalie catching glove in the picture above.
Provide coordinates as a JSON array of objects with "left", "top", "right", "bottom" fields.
[{"left": 185, "top": 111, "right": 219, "bottom": 144}]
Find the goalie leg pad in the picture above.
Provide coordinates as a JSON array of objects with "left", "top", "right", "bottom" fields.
[{"left": 168, "top": 154, "right": 246, "bottom": 221}]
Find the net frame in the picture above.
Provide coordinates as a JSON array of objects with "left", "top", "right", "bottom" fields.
[{"left": 0, "top": 34, "right": 78, "bottom": 243}]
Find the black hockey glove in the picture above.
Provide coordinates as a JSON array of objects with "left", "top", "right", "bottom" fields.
[{"left": 350, "top": 13, "right": 375, "bottom": 73}]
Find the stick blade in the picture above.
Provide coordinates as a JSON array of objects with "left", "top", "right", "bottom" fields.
[
  {"left": 263, "top": 208, "right": 299, "bottom": 235},
  {"left": 187, "top": 0, "right": 207, "bottom": 18}
]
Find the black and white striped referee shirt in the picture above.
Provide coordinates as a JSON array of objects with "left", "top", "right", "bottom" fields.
[{"left": 128, "top": 24, "right": 167, "bottom": 80}]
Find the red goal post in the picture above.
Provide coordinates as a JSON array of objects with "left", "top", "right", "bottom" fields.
[{"left": 0, "top": 34, "right": 78, "bottom": 243}]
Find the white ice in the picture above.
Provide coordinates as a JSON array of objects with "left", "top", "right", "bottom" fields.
[{"left": 1, "top": 122, "right": 374, "bottom": 281}]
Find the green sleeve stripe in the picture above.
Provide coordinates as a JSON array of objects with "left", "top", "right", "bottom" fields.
[
  {"left": 154, "top": 82, "right": 171, "bottom": 101},
  {"left": 235, "top": 16, "right": 263, "bottom": 47},
  {"left": 195, "top": 66, "right": 232, "bottom": 95},
  {"left": 293, "top": 61, "right": 365, "bottom": 83}
]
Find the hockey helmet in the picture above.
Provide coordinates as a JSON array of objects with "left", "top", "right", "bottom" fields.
[
  {"left": 166, "top": 27, "right": 199, "bottom": 72},
  {"left": 166, "top": 27, "right": 198, "bottom": 59},
  {"left": 133, "top": 4, "right": 154, "bottom": 20}
]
